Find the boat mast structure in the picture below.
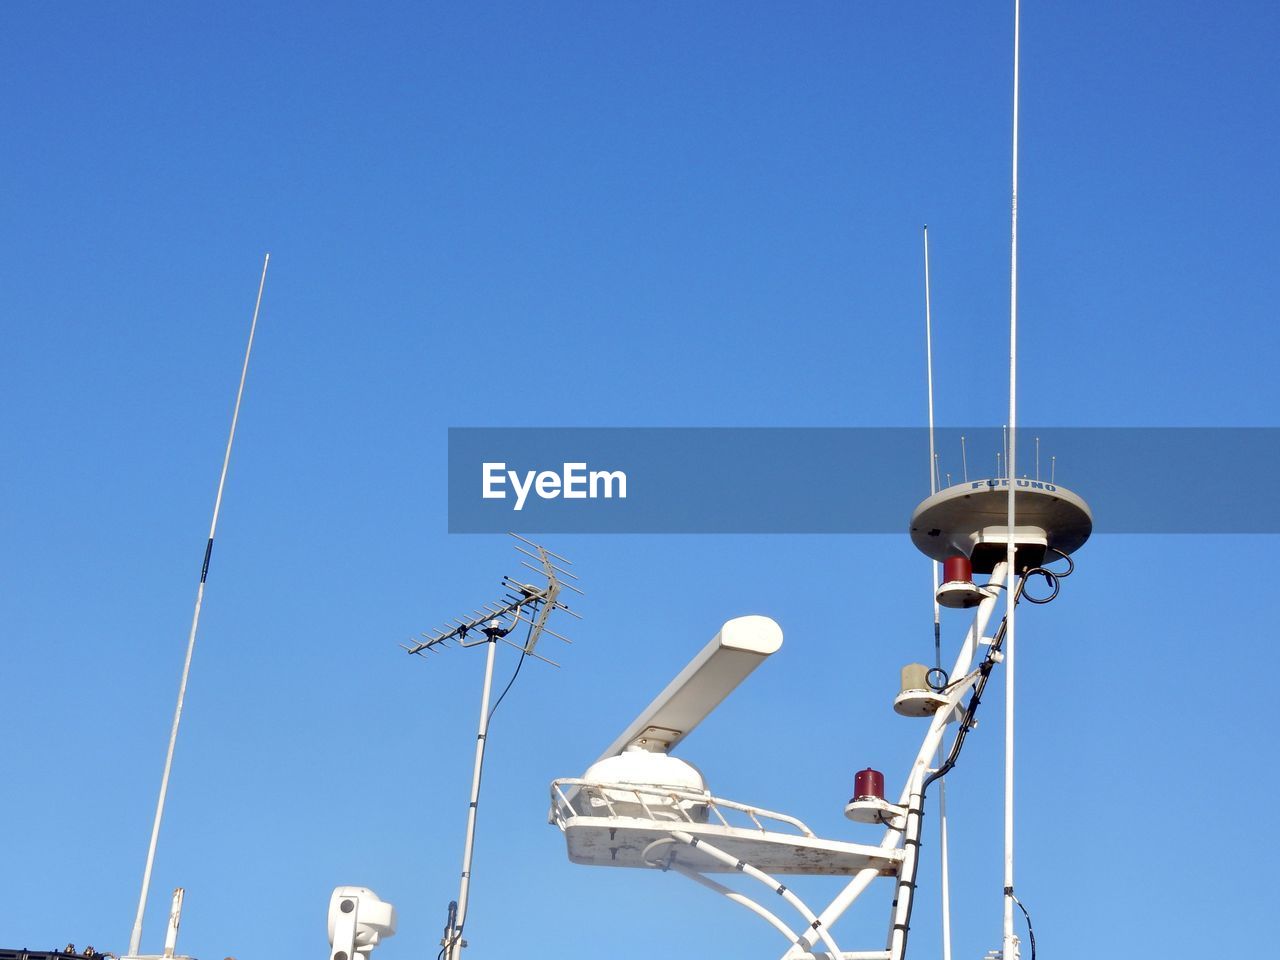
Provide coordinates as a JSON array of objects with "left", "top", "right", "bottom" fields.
[
  {"left": 548, "top": 469, "right": 1088, "bottom": 960},
  {"left": 402, "top": 534, "right": 582, "bottom": 960},
  {"left": 547, "top": 8, "right": 1072, "bottom": 955},
  {"left": 33, "top": 6, "right": 1063, "bottom": 959}
]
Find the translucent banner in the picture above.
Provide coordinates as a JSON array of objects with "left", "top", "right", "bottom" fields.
[{"left": 447, "top": 427, "right": 1280, "bottom": 534}]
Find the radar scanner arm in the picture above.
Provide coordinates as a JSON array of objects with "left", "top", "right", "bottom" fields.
[{"left": 596, "top": 615, "right": 783, "bottom": 760}]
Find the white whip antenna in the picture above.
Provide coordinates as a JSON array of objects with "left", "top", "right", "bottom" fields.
[
  {"left": 922, "top": 225, "right": 944, "bottom": 667},
  {"left": 923, "top": 224, "right": 954, "bottom": 960},
  {"left": 926, "top": 226, "right": 947, "bottom": 632},
  {"left": 921, "top": 224, "right": 947, "bottom": 670},
  {"left": 128, "top": 253, "right": 271, "bottom": 956},
  {"left": 1004, "top": 0, "right": 1022, "bottom": 956},
  {"left": 924, "top": 225, "right": 938, "bottom": 499}
]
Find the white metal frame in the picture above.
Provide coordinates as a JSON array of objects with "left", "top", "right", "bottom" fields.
[{"left": 550, "top": 563, "right": 1009, "bottom": 960}]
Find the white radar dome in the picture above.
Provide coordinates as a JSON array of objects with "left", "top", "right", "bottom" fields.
[{"left": 579, "top": 748, "right": 710, "bottom": 823}]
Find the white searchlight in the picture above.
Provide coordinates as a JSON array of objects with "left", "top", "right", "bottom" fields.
[{"left": 327, "top": 886, "right": 397, "bottom": 960}]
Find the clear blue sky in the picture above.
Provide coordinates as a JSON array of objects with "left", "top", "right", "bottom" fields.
[{"left": 3, "top": 2, "right": 1277, "bottom": 957}]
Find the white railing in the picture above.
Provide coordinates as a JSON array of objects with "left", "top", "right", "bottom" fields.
[{"left": 550, "top": 778, "right": 815, "bottom": 836}]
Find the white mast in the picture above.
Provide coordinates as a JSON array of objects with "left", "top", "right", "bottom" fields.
[
  {"left": 129, "top": 254, "right": 271, "bottom": 957},
  {"left": 924, "top": 223, "right": 942, "bottom": 665},
  {"left": 925, "top": 224, "right": 937, "bottom": 504},
  {"left": 1003, "top": 0, "right": 1022, "bottom": 956},
  {"left": 449, "top": 629, "right": 501, "bottom": 960},
  {"left": 923, "top": 224, "right": 954, "bottom": 960}
]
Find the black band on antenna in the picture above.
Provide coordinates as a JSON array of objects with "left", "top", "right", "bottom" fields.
[{"left": 200, "top": 538, "right": 214, "bottom": 583}]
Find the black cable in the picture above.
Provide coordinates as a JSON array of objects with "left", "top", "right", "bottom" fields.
[
  {"left": 488, "top": 611, "right": 536, "bottom": 722},
  {"left": 901, "top": 568, "right": 1063, "bottom": 955},
  {"left": 1020, "top": 545, "right": 1075, "bottom": 604},
  {"left": 1011, "top": 893, "right": 1037, "bottom": 960},
  {"left": 1041, "top": 545, "right": 1075, "bottom": 578},
  {"left": 1019, "top": 568, "right": 1060, "bottom": 604},
  {"left": 894, "top": 561, "right": 1069, "bottom": 955},
  {"left": 925, "top": 577, "right": 1024, "bottom": 792}
]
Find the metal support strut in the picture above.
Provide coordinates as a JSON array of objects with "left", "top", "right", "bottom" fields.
[{"left": 643, "top": 832, "right": 847, "bottom": 960}]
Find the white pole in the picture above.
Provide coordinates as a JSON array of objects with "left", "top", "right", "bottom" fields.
[
  {"left": 924, "top": 224, "right": 937, "bottom": 501},
  {"left": 924, "top": 224, "right": 944, "bottom": 664},
  {"left": 129, "top": 254, "right": 270, "bottom": 956},
  {"left": 924, "top": 223, "right": 953, "bottom": 960},
  {"left": 447, "top": 633, "right": 500, "bottom": 960},
  {"left": 162, "top": 887, "right": 183, "bottom": 959},
  {"left": 939, "top": 765, "right": 953, "bottom": 960},
  {"left": 1004, "top": 0, "right": 1022, "bottom": 956}
]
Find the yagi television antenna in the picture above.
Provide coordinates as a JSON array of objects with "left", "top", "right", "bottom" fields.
[
  {"left": 404, "top": 534, "right": 579, "bottom": 663},
  {"left": 404, "top": 533, "right": 581, "bottom": 960}
]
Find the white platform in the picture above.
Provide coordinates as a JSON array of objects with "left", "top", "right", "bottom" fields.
[
  {"left": 844, "top": 796, "right": 907, "bottom": 826},
  {"left": 560, "top": 815, "right": 903, "bottom": 875},
  {"left": 551, "top": 779, "right": 903, "bottom": 876}
]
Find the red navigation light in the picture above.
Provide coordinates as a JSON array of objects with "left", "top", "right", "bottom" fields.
[{"left": 853, "top": 767, "right": 885, "bottom": 802}]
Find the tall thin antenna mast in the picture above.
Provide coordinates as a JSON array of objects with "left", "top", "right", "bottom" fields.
[
  {"left": 925, "top": 224, "right": 937, "bottom": 498},
  {"left": 1004, "top": 0, "right": 1022, "bottom": 956},
  {"left": 407, "top": 536, "right": 582, "bottom": 960},
  {"left": 923, "top": 224, "right": 954, "bottom": 960},
  {"left": 129, "top": 253, "right": 271, "bottom": 957},
  {"left": 923, "top": 224, "right": 941, "bottom": 663}
]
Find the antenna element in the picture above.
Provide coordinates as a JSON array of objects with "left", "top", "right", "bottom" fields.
[
  {"left": 1004, "top": 2, "right": 1023, "bottom": 956},
  {"left": 128, "top": 255, "right": 270, "bottom": 956}
]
